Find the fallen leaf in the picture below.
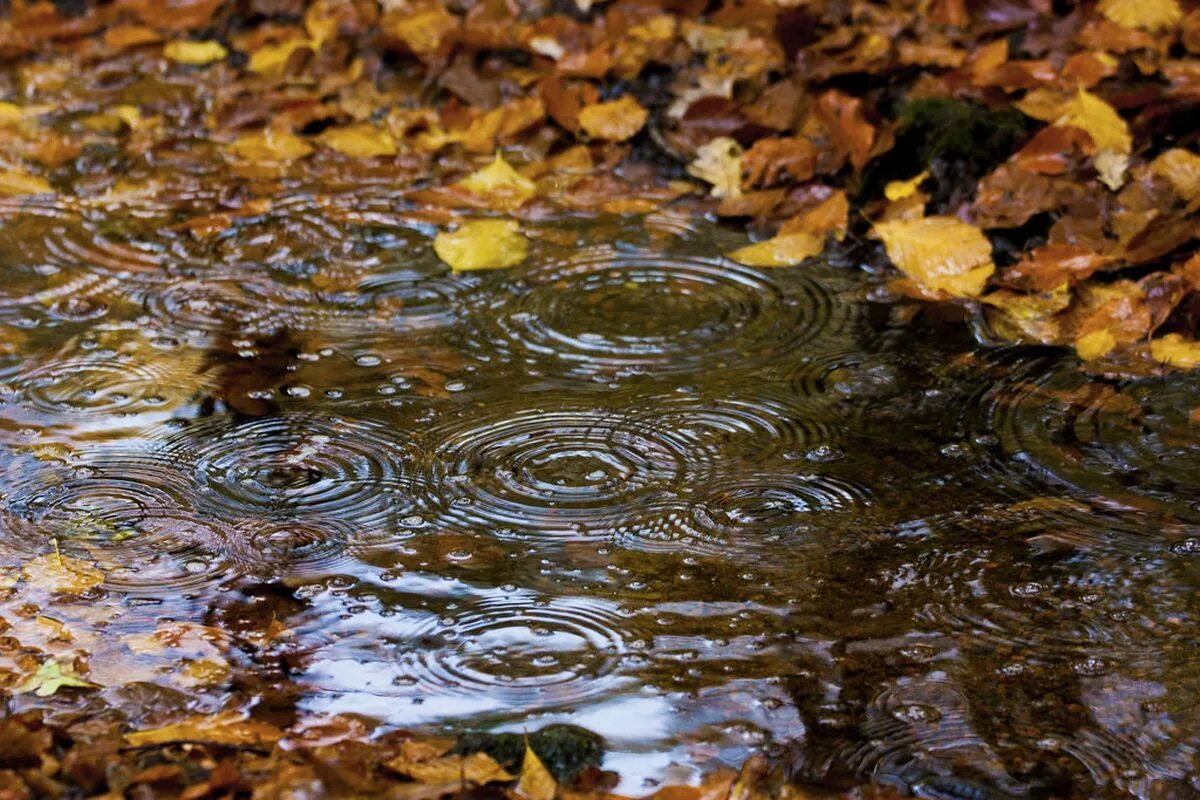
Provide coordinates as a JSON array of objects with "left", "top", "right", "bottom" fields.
[
  {"left": 1076, "top": 328, "right": 1117, "bottom": 360},
  {"left": 163, "top": 39, "right": 228, "bottom": 65},
  {"left": 126, "top": 711, "right": 283, "bottom": 749},
  {"left": 1098, "top": 0, "right": 1182, "bottom": 32},
  {"left": 1053, "top": 90, "right": 1132, "bottom": 188},
  {"left": 875, "top": 216, "right": 995, "bottom": 298},
  {"left": 516, "top": 740, "right": 557, "bottom": 800},
  {"left": 248, "top": 37, "right": 312, "bottom": 75},
  {"left": 688, "top": 137, "right": 743, "bottom": 198},
  {"left": 458, "top": 152, "right": 537, "bottom": 207},
  {"left": 0, "top": 170, "right": 52, "bottom": 196},
  {"left": 727, "top": 233, "right": 824, "bottom": 267},
  {"left": 434, "top": 219, "right": 528, "bottom": 271},
  {"left": 386, "top": 751, "right": 515, "bottom": 784},
  {"left": 578, "top": 95, "right": 648, "bottom": 142},
  {"left": 1151, "top": 148, "right": 1200, "bottom": 203},
  {"left": 1150, "top": 333, "right": 1200, "bottom": 367},
  {"left": 317, "top": 123, "right": 397, "bottom": 157},
  {"left": 22, "top": 552, "right": 103, "bottom": 593},
  {"left": 884, "top": 171, "right": 930, "bottom": 202},
  {"left": 231, "top": 128, "right": 314, "bottom": 162},
  {"left": 16, "top": 657, "right": 99, "bottom": 697}
]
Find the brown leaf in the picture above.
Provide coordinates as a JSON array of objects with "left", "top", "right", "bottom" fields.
[
  {"left": 578, "top": 96, "right": 648, "bottom": 142},
  {"left": 126, "top": 711, "right": 283, "bottom": 749}
]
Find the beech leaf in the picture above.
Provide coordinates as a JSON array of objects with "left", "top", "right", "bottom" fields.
[
  {"left": 688, "top": 137, "right": 743, "bottom": 199},
  {"left": 434, "top": 219, "right": 528, "bottom": 271},
  {"left": 163, "top": 40, "right": 228, "bottom": 65},
  {"left": 727, "top": 233, "right": 824, "bottom": 267},
  {"left": 875, "top": 216, "right": 995, "bottom": 298}
]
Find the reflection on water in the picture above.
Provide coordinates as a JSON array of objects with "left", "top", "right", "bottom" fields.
[{"left": 0, "top": 201, "right": 1198, "bottom": 797}]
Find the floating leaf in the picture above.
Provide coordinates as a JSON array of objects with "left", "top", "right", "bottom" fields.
[
  {"left": 434, "top": 219, "right": 528, "bottom": 271},
  {"left": 126, "top": 711, "right": 283, "bottom": 748},
  {"left": 516, "top": 740, "right": 557, "bottom": 800},
  {"left": 458, "top": 153, "right": 537, "bottom": 206},
  {"left": 163, "top": 39, "right": 228, "bottom": 65},
  {"left": 0, "top": 170, "right": 52, "bottom": 196},
  {"left": 22, "top": 552, "right": 103, "bottom": 593},
  {"left": 317, "top": 123, "right": 397, "bottom": 157},
  {"left": 578, "top": 95, "right": 648, "bottom": 142},
  {"left": 1150, "top": 333, "right": 1200, "bottom": 368},
  {"left": 688, "top": 137, "right": 743, "bottom": 199},
  {"left": 875, "top": 216, "right": 995, "bottom": 298},
  {"left": 17, "top": 657, "right": 99, "bottom": 697},
  {"left": 727, "top": 232, "right": 824, "bottom": 267},
  {"left": 1098, "top": 0, "right": 1181, "bottom": 31},
  {"left": 231, "top": 128, "right": 314, "bottom": 162}
]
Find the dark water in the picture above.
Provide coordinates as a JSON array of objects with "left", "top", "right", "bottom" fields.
[{"left": 1, "top": 196, "right": 1199, "bottom": 797}]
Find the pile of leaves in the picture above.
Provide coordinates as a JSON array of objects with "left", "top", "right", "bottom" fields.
[{"left": 3, "top": 0, "right": 1200, "bottom": 368}]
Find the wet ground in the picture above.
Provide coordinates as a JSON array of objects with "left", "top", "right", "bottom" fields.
[{"left": 1, "top": 200, "right": 1198, "bottom": 798}]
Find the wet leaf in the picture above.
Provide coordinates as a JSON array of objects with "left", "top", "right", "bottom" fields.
[
  {"left": 688, "top": 137, "right": 743, "bottom": 199},
  {"left": 1150, "top": 333, "right": 1200, "bottom": 367},
  {"left": 317, "top": 123, "right": 397, "bottom": 157},
  {"left": 727, "top": 233, "right": 824, "bottom": 267},
  {"left": 126, "top": 711, "right": 283, "bottom": 749},
  {"left": 231, "top": 129, "right": 314, "bottom": 162},
  {"left": 1098, "top": 0, "right": 1182, "bottom": 31},
  {"left": 1151, "top": 148, "right": 1200, "bottom": 203},
  {"left": 1076, "top": 328, "right": 1117, "bottom": 360},
  {"left": 0, "top": 170, "right": 52, "bottom": 196},
  {"left": 248, "top": 37, "right": 312, "bottom": 75},
  {"left": 578, "top": 96, "right": 648, "bottom": 142},
  {"left": 516, "top": 740, "right": 557, "bottom": 800},
  {"left": 386, "top": 751, "right": 515, "bottom": 784},
  {"left": 163, "top": 40, "right": 228, "bottom": 65},
  {"left": 884, "top": 171, "right": 930, "bottom": 202},
  {"left": 875, "top": 216, "right": 995, "bottom": 298},
  {"left": 16, "top": 657, "right": 99, "bottom": 697},
  {"left": 434, "top": 219, "right": 528, "bottom": 271},
  {"left": 22, "top": 552, "right": 103, "bottom": 593},
  {"left": 458, "top": 153, "right": 537, "bottom": 206}
]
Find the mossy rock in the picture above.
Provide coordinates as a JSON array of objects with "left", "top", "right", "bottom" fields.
[{"left": 453, "top": 724, "right": 605, "bottom": 782}]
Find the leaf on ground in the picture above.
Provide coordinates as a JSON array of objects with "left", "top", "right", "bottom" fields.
[
  {"left": 386, "top": 751, "right": 515, "bottom": 784},
  {"left": 1150, "top": 333, "right": 1200, "bottom": 368},
  {"left": 434, "top": 219, "right": 528, "bottom": 271},
  {"left": 22, "top": 552, "right": 103, "bottom": 593},
  {"left": 516, "top": 740, "right": 557, "bottom": 800},
  {"left": 779, "top": 191, "right": 849, "bottom": 240},
  {"left": 231, "top": 128, "right": 314, "bottom": 162},
  {"left": 1076, "top": 328, "right": 1117, "bottom": 360},
  {"left": 163, "top": 40, "right": 228, "bottom": 65},
  {"left": 458, "top": 153, "right": 537, "bottom": 207},
  {"left": 0, "top": 170, "right": 53, "bottom": 196},
  {"left": 874, "top": 216, "right": 995, "bottom": 298},
  {"left": 125, "top": 711, "right": 283, "bottom": 749},
  {"left": 248, "top": 37, "right": 312, "bottom": 75},
  {"left": 1098, "top": 0, "right": 1182, "bottom": 31},
  {"left": 317, "top": 123, "right": 397, "bottom": 157},
  {"left": 727, "top": 233, "right": 824, "bottom": 267},
  {"left": 1151, "top": 148, "right": 1200, "bottom": 203},
  {"left": 578, "top": 96, "right": 648, "bottom": 142},
  {"left": 688, "top": 137, "right": 743, "bottom": 199},
  {"left": 1052, "top": 90, "right": 1132, "bottom": 188},
  {"left": 884, "top": 171, "right": 930, "bottom": 201},
  {"left": 16, "top": 657, "right": 99, "bottom": 697}
]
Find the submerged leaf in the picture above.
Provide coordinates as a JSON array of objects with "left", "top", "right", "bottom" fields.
[
  {"left": 728, "top": 233, "right": 824, "bottom": 267},
  {"left": 22, "top": 552, "right": 103, "bottom": 593},
  {"left": 434, "top": 219, "right": 528, "bottom": 271},
  {"left": 875, "top": 216, "right": 995, "bottom": 298},
  {"left": 16, "top": 657, "right": 99, "bottom": 697}
]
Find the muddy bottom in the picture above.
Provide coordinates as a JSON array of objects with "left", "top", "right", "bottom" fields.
[{"left": 0, "top": 204, "right": 1197, "bottom": 798}]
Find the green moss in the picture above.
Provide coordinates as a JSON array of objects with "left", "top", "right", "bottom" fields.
[{"left": 452, "top": 724, "right": 605, "bottom": 783}]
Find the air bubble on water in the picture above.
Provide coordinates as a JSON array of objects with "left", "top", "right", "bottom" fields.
[
  {"left": 355, "top": 354, "right": 381, "bottom": 366},
  {"left": 445, "top": 380, "right": 466, "bottom": 392},
  {"left": 1171, "top": 538, "right": 1200, "bottom": 555}
]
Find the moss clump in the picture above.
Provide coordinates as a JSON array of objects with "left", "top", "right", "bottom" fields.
[
  {"left": 859, "top": 96, "right": 1031, "bottom": 211},
  {"left": 453, "top": 724, "right": 605, "bottom": 783}
]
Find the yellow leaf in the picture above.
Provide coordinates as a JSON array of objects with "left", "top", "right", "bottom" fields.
[
  {"left": 1054, "top": 90, "right": 1131, "bottom": 154},
  {"left": 1098, "top": 0, "right": 1181, "bottom": 31},
  {"left": 231, "top": 128, "right": 314, "bottom": 162},
  {"left": 126, "top": 711, "right": 283, "bottom": 749},
  {"left": 1150, "top": 333, "right": 1200, "bottom": 368},
  {"left": 1076, "top": 328, "right": 1117, "bottom": 360},
  {"left": 0, "top": 169, "right": 52, "bottom": 196},
  {"left": 434, "top": 219, "right": 528, "bottom": 271},
  {"left": 458, "top": 153, "right": 537, "bottom": 206},
  {"left": 305, "top": 1, "right": 340, "bottom": 49},
  {"left": 317, "top": 123, "right": 397, "bottom": 157},
  {"left": 248, "top": 37, "right": 312, "bottom": 75},
  {"left": 727, "top": 232, "right": 824, "bottom": 267},
  {"left": 1151, "top": 148, "right": 1200, "bottom": 202},
  {"left": 1094, "top": 149, "right": 1129, "bottom": 191},
  {"left": 874, "top": 216, "right": 995, "bottom": 298},
  {"left": 386, "top": 752, "right": 516, "bottom": 784},
  {"left": 163, "top": 39, "right": 228, "bottom": 65},
  {"left": 0, "top": 102, "right": 23, "bottom": 124},
  {"left": 22, "top": 552, "right": 103, "bottom": 593},
  {"left": 578, "top": 95, "right": 648, "bottom": 142},
  {"left": 884, "top": 171, "right": 930, "bottom": 201},
  {"left": 516, "top": 741, "right": 557, "bottom": 800},
  {"left": 16, "top": 657, "right": 98, "bottom": 697},
  {"left": 688, "top": 137, "right": 743, "bottom": 199}
]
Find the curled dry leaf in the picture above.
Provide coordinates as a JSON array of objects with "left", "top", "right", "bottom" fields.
[
  {"left": 434, "top": 219, "right": 528, "bottom": 271},
  {"left": 688, "top": 137, "right": 743, "bottom": 199},
  {"left": 578, "top": 95, "right": 648, "bottom": 142},
  {"left": 875, "top": 216, "right": 995, "bottom": 298},
  {"left": 163, "top": 39, "right": 228, "bottom": 65}
]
